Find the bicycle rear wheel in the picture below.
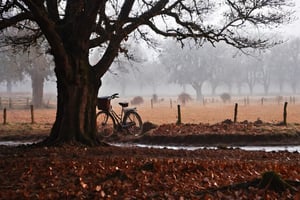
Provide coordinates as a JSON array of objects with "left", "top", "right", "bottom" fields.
[
  {"left": 96, "top": 111, "right": 116, "bottom": 138},
  {"left": 123, "top": 111, "right": 143, "bottom": 136}
]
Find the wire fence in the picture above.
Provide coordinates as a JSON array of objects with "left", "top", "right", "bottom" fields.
[{"left": 0, "top": 94, "right": 299, "bottom": 125}]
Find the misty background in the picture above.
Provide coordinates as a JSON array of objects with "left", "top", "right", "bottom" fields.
[{"left": 1, "top": 1, "right": 300, "bottom": 100}]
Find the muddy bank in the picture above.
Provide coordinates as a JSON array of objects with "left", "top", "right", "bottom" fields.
[
  {"left": 126, "top": 133, "right": 300, "bottom": 147},
  {"left": 1, "top": 122, "right": 300, "bottom": 147}
]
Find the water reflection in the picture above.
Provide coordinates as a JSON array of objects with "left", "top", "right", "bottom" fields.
[
  {"left": 0, "top": 141, "right": 299, "bottom": 152},
  {"left": 112, "top": 143, "right": 300, "bottom": 152}
]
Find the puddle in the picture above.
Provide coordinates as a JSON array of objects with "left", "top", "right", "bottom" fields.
[
  {"left": 0, "top": 141, "right": 37, "bottom": 146},
  {"left": 1, "top": 141, "right": 299, "bottom": 152},
  {"left": 112, "top": 143, "right": 300, "bottom": 152}
]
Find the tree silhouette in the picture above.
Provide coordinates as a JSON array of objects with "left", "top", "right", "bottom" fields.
[
  {"left": 0, "top": 51, "right": 23, "bottom": 93},
  {"left": 0, "top": 0, "right": 294, "bottom": 145}
]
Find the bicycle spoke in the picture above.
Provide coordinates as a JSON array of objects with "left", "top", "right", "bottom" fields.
[
  {"left": 123, "top": 111, "right": 143, "bottom": 136},
  {"left": 96, "top": 111, "right": 115, "bottom": 138}
]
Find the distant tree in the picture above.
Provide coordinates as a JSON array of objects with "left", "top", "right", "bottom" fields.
[
  {"left": 244, "top": 57, "right": 261, "bottom": 95},
  {"left": 160, "top": 41, "right": 211, "bottom": 100},
  {"left": 101, "top": 42, "right": 147, "bottom": 96},
  {"left": 266, "top": 38, "right": 300, "bottom": 94},
  {"left": 0, "top": 27, "right": 53, "bottom": 105},
  {"left": 220, "top": 54, "right": 241, "bottom": 94},
  {"left": 0, "top": 51, "right": 23, "bottom": 93},
  {"left": 259, "top": 59, "right": 272, "bottom": 95},
  {"left": 0, "top": 45, "right": 54, "bottom": 107},
  {"left": 268, "top": 42, "right": 291, "bottom": 93},
  {"left": 284, "top": 38, "right": 300, "bottom": 93},
  {"left": 19, "top": 46, "right": 54, "bottom": 107},
  {"left": 207, "top": 44, "right": 235, "bottom": 95},
  {"left": 0, "top": 0, "right": 293, "bottom": 145},
  {"left": 135, "top": 61, "right": 168, "bottom": 94}
]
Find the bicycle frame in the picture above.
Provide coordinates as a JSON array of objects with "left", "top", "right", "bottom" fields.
[
  {"left": 108, "top": 105, "right": 136, "bottom": 128},
  {"left": 97, "top": 93, "right": 143, "bottom": 137}
]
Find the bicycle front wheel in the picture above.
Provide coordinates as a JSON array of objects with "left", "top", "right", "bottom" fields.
[
  {"left": 96, "top": 111, "right": 116, "bottom": 138},
  {"left": 123, "top": 111, "right": 143, "bottom": 136}
]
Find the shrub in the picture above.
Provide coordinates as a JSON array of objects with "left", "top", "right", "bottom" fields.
[
  {"left": 130, "top": 96, "right": 144, "bottom": 105},
  {"left": 178, "top": 92, "right": 192, "bottom": 105},
  {"left": 220, "top": 93, "right": 231, "bottom": 103}
]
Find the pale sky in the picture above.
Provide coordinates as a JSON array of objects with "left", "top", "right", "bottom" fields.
[{"left": 278, "top": 0, "right": 300, "bottom": 36}]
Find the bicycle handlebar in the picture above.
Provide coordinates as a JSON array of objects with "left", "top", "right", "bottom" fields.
[{"left": 111, "top": 93, "right": 119, "bottom": 99}]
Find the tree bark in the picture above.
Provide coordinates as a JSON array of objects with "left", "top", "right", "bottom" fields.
[{"left": 43, "top": 57, "right": 101, "bottom": 146}]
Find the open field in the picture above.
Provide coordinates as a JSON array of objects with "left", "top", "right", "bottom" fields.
[
  {"left": 138, "top": 100, "right": 300, "bottom": 125},
  {"left": 1, "top": 98, "right": 300, "bottom": 146},
  {"left": 0, "top": 99, "right": 299, "bottom": 125}
]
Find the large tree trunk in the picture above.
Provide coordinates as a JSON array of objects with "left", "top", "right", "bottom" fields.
[{"left": 44, "top": 58, "right": 101, "bottom": 146}]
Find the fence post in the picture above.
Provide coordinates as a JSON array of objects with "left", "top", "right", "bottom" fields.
[
  {"left": 170, "top": 99, "right": 172, "bottom": 109},
  {"left": 261, "top": 97, "right": 264, "bottom": 105},
  {"left": 3, "top": 108, "right": 7, "bottom": 125},
  {"left": 151, "top": 99, "right": 153, "bottom": 109},
  {"left": 30, "top": 105, "right": 35, "bottom": 124},
  {"left": 176, "top": 105, "right": 181, "bottom": 125},
  {"left": 0, "top": 97, "right": 2, "bottom": 108},
  {"left": 283, "top": 102, "right": 288, "bottom": 125},
  {"left": 234, "top": 103, "right": 238, "bottom": 123}
]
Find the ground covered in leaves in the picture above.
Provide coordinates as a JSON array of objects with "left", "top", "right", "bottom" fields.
[
  {"left": 1, "top": 145, "right": 300, "bottom": 199},
  {"left": 110, "top": 120, "right": 300, "bottom": 147},
  {"left": 1, "top": 121, "right": 300, "bottom": 199}
]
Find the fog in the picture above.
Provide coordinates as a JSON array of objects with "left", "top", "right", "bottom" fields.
[{"left": 1, "top": 1, "right": 300, "bottom": 100}]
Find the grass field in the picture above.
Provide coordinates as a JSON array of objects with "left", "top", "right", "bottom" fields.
[{"left": 0, "top": 98, "right": 299, "bottom": 125}]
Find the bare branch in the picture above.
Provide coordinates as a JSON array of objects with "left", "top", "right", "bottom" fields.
[{"left": 0, "top": 12, "right": 33, "bottom": 29}]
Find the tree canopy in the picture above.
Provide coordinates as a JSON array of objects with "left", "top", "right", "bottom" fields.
[{"left": 0, "top": 0, "right": 295, "bottom": 145}]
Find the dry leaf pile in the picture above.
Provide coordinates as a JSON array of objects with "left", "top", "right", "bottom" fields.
[
  {"left": 0, "top": 145, "right": 300, "bottom": 199},
  {"left": 149, "top": 121, "right": 300, "bottom": 136}
]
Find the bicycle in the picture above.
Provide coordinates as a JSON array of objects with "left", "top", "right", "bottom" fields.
[{"left": 96, "top": 93, "right": 143, "bottom": 138}]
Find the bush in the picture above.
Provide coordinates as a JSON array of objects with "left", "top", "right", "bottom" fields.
[
  {"left": 178, "top": 92, "right": 192, "bottom": 105},
  {"left": 220, "top": 93, "right": 231, "bottom": 103},
  {"left": 130, "top": 96, "right": 144, "bottom": 105}
]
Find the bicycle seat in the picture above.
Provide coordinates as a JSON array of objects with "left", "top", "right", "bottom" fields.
[{"left": 119, "top": 102, "right": 128, "bottom": 107}]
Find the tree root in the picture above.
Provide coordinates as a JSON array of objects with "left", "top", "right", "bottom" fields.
[
  {"left": 258, "top": 171, "right": 296, "bottom": 192},
  {"left": 195, "top": 171, "right": 300, "bottom": 196}
]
